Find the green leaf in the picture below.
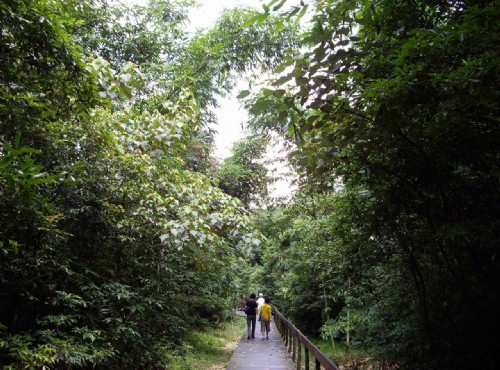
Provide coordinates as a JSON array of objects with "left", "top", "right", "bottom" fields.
[
  {"left": 261, "top": 88, "right": 274, "bottom": 96},
  {"left": 273, "top": 0, "right": 287, "bottom": 12},
  {"left": 253, "top": 100, "right": 271, "bottom": 114},
  {"left": 236, "top": 90, "right": 251, "bottom": 99},
  {"left": 273, "top": 74, "right": 293, "bottom": 87},
  {"left": 240, "top": 13, "right": 268, "bottom": 28},
  {"left": 273, "top": 63, "right": 288, "bottom": 74},
  {"left": 294, "top": 4, "right": 309, "bottom": 26},
  {"left": 115, "top": 143, "right": 125, "bottom": 155}
]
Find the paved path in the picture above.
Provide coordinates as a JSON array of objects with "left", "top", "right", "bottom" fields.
[{"left": 226, "top": 312, "right": 295, "bottom": 370}]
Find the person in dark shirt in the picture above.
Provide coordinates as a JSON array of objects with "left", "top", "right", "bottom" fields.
[{"left": 245, "top": 293, "right": 258, "bottom": 339}]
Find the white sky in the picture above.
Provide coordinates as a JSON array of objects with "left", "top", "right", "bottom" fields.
[{"left": 189, "top": 0, "right": 264, "bottom": 30}]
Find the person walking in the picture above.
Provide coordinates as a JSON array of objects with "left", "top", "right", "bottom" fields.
[
  {"left": 256, "top": 293, "right": 265, "bottom": 338},
  {"left": 257, "top": 293, "right": 265, "bottom": 306},
  {"left": 259, "top": 297, "right": 272, "bottom": 340},
  {"left": 245, "top": 293, "right": 258, "bottom": 340}
]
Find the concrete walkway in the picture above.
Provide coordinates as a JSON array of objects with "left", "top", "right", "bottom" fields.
[{"left": 226, "top": 313, "right": 295, "bottom": 370}]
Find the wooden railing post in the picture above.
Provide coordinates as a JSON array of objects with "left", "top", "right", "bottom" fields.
[
  {"left": 297, "top": 341, "right": 302, "bottom": 370},
  {"left": 288, "top": 327, "right": 292, "bottom": 353},
  {"left": 305, "top": 347, "right": 310, "bottom": 370}
]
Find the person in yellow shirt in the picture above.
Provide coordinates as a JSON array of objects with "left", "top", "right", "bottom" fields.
[{"left": 259, "top": 297, "right": 272, "bottom": 340}]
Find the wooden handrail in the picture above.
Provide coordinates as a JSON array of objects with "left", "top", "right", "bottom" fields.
[{"left": 273, "top": 306, "right": 341, "bottom": 370}]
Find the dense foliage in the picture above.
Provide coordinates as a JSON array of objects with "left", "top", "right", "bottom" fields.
[
  {"left": 0, "top": 0, "right": 296, "bottom": 368},
  {"left": 2, "top": 0, "right": 498, "bottom": 368},
  {"left": 217, "top": 136, "right": 270, "bottom": 207},
  {"left": 246, "top": 0, "right": 500, "bottom": 369}
]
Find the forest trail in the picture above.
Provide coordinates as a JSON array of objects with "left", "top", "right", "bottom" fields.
[{"left": 226, "top": 312, "right": 295, "bottom": 369}]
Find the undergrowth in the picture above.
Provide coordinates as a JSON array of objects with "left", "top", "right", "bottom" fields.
[{"left": 165, "top": 315, "right": 246, "bottom": 370}]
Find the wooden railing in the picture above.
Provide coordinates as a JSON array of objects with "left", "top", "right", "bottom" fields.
[{"left": 273, "top": 307, "right": 341, "bottom": 370}]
